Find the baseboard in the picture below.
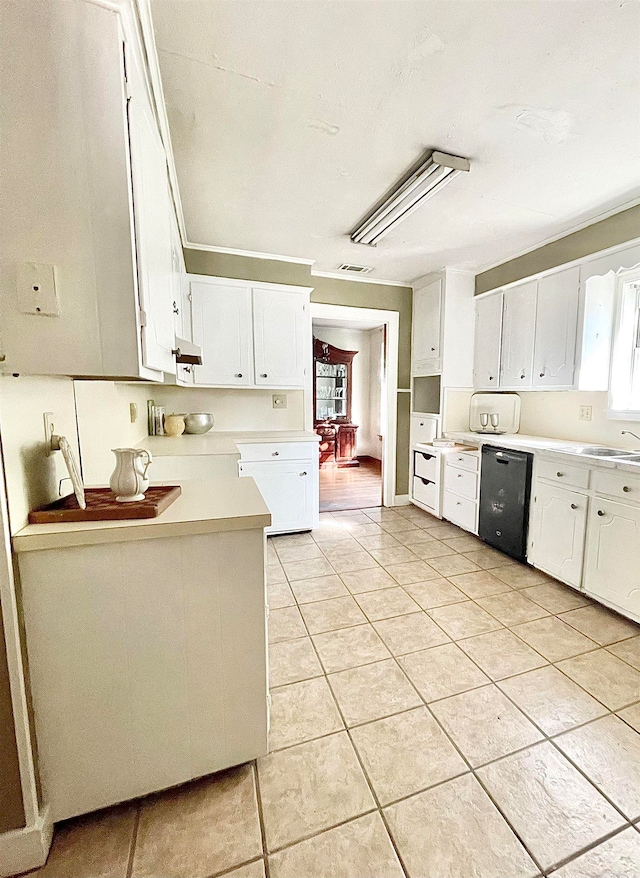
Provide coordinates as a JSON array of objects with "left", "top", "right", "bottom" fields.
[
  {"left": 393, "top": 494, "right": 411, "bottom": 506},
  {"left": 0, "top": 807, "right": 53, "bottom": 877}
]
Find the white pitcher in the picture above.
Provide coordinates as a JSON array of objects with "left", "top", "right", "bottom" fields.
[{"left": 109, "top": 448, "right": 153, "bottom": 502}]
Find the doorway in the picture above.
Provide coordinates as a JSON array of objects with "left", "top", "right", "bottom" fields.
[{"left": 310, "top": 304, "right": 398, "bottom": 512}]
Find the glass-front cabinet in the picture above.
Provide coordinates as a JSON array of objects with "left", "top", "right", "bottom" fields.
[
  {"left": 313, "top": 337, "right": 359, "bottom": 467},
  {"left": 315, "top": 361, "right": 348, "bottom": 420}
]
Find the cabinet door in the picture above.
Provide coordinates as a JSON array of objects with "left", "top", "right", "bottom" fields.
[
  {"left": 530, "top": 482, "right": 586, "bottom": 587},
  {"left": 473, "top": 293, "right": 503, "bottom": 389},
  {"left": 191, "top": 282, "right": 252, "bottom": 386},
  {"left": 239, "top": 461, "right": 315, "bottom": 533},
  {"left": 584, "top": 498, "right": 640, "bottom": 619},
  {"left": 127, "top": 74, "right": 176, "bottom": 375},
  {"left": 252, "top": 288, "right": 306, "bottom": 386},
  {"left": 533, "top": 267, "right": 579, "bottom": 388},
  {"left": 500, "top": 281, "right": 537, "bottom": 388},
  {"left": 412, "top": 280, "right": 442, "bottom": 373}
]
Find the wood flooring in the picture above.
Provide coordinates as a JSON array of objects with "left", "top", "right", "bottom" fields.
[{"left": 319, "top": 457, "right": 382, "bottom": 512}]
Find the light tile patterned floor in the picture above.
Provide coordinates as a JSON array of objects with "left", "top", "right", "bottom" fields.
[{"left": 28, "top": 504, "right": 640, "bottom": 878}]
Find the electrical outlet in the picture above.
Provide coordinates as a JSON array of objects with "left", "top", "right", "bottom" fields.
[
  {"left": 272, "top": 394, "right": 287, "bottom": 409},
  {"left": 43, "top": 412, "right": 57, "bottom": 452},
  {"left": 579, "top": 405, "right": 592, "bottom": 422}
]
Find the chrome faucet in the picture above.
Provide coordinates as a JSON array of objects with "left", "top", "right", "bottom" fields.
[{"left": 621, "top": 430, "right": 640, "bottom": 450}]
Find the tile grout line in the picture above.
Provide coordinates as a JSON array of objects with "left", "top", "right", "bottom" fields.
[
  {"left": 125, "top": 804, "right": 141, "bottom": 878},
  {"left": 252, "top": 761, "right": 271, "bottom": 878}
]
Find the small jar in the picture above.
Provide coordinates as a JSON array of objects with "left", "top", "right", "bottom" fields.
[{"left": 164, "top": 413, "right": 186, "bottom": 437}]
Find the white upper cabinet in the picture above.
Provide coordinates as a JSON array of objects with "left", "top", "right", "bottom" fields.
[
  {"left": 191, "top": 283, "right": 252, "bottom": 387},
  {"left": 412, "top": 279, "right": 442, "bottom": 375},
  {"left": 189, "top": 276, "right": 311, "bottom": 389},
  {"left": 0, "top": 1, "right": 178, "bottom": 380},
  {"left": 127, "top": 66, "right": 176, "bottom": 375},
  {"left": 473, "top": 293, "right": 503, "bottom": 390},
  {"left": 500, "top": 281, "right": 537, "bottom": 388},
  {"left": 253, "top": 288, "right": 306, "bottom": 386},
  {"left": 533, "top": 267, "right": 579, "bottom": 388}
]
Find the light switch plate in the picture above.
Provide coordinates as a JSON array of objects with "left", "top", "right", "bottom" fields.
[
  {"left": 18, "top": 262, "right": 59, "bottom": 316},
  {"left": 579, "top": 405, "right": 593, "bottom": 422}
]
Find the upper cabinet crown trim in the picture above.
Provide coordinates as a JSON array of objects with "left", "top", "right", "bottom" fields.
[{"left": 186, "top": 274, "right": 314, "bottom": 295}]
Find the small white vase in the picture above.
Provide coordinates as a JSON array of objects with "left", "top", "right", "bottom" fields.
[{"left": 109, "top": 448, "right": 153, "bottom": 502}]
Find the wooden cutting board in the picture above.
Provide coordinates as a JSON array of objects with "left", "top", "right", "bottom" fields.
[{"left": 28, "top": 486, "right": 182, "bottom": 524}]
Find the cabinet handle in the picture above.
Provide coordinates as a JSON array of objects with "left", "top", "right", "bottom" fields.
[
  {"left": 272, "top": 451, "right": 280, "bottom": 456},
  {"left": 173, "top": 301, "right": 179, "bottom": 315},
  {"left": 430, "top": 346, "right": 436, "bottom": 352},
  {"left": 539, "top": 373, "right": 544, "bottom": 378},
  {"left": 261, "top": 373, "right": 268, "bottom": 378},
  {"left": 571, "top": 503, "right": 578, "bottom": 510},
  {"left": 457, "top": 473, "right": 463, "bottom": 478},
  {"left": 520, "top": 372, "right": 526, "bottom": 379},
  {"left": 557, "top": 472, "right": 564, "bottom": 478},
  {"left": 597, "top": 509, "right": 606, "bottom": 516},
  {"left": 623, "top": 486, "right": 632, "bottom": 493},
  {"left": 488, "top": 376, "right": 494, "bottom": 381},
  {"left": 235, "top": 373, "right": 243, "bottom": 378},
  {"left": 456, "top": 501, "right": 461, "bottom": 506},
  {"left": 299, "top": 471, "right": 307, "bottom": 477}
]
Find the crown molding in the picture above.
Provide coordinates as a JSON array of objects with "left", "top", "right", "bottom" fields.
[
  {"left": 311, "top": 269, "right": 411, "bottom": 288},
  {"left": 183, "top": 242, "right": 316, "bottom": 266}
]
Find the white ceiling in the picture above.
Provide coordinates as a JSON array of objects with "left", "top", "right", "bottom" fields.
[{"left": 151, "top": 0, "right": 640, "bottom": 283}]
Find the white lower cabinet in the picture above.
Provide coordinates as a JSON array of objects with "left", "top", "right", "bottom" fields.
[
  {"left": 18, "top": 528, "right": 268, "bottom": 821},
  {"left": 583, "top": 497, "right": 640, "bottom": 621},
  {"left": 237, "top": 442, "right": 319, "bottom": 534},
  {"left": 529, "top": 482, "right": 587, "bottom": 587}
]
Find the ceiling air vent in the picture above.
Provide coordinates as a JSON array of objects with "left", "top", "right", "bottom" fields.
[{"left": 338, "top": 264, "right": 373, "bottom": 274}]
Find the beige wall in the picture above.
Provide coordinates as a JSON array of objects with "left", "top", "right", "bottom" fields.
[
  {"left": 183, "top": 250, "right": 413, "bottom": 493},
  {"left": 475, "top": 204, "right": 640, "bottom": 295},
  {"left": 518, "top": 390, "right": 640, "bottom": 448}
]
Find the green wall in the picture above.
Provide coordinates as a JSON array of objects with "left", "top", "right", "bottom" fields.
[
  {"left": 184, "top": 250, "right": 413, "bottom": 494},
  {"left": 475, "top": 204, "right": 640, "bottom": 294}
]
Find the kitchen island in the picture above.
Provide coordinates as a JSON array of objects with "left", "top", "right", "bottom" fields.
[{"left": 13, "top": 478, "right": 271, "bottom": 822}]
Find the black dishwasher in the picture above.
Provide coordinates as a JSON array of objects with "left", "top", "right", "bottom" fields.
[{"left": 479, "top": 445, "right": 533, "bottom": 562}]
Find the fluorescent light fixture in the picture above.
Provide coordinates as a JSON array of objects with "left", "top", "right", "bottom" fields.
[{"left": 350, "top": 150, "right": 470, "bottom": 246}]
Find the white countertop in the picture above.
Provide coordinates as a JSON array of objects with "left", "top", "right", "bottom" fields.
[
  {"left": 13, "top": 478, "right": 271, "bottom": 553},
  {"left": 139, "top": 430, "right": 320, "bottom": 457},
  {"left": 446, "top": 431, "right": 640, "bottom": 473}
]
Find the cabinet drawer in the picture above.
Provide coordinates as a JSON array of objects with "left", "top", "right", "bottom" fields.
[
  {"left": 537, "top": 458, "right": 590, "bottom": 489},
  {"left": 413, "top": 476, "right": 437, "bottom": 509},
  {"left": 414, "top": 449, "right": 438, "bottom": 481},
  {"left": 444, "top": 465, "right": 478, "bottom": 501},
  {"left": 411, "top": 415, "right": 439, "bottom": 445},
  {"left": 443, "top": 491, "right": 477, "bottom": 533},
  {"left": 412, "top": 357, "right": 442, "bottom": 376},
  {"left": 593, "top": 469, "right": 640, "bottom": 503},
  {"left": 446, "top": 450, "right": 479, "bottom": 473},
  {"left": 237, "top": 442, "right": 316, "bottom": 462}
]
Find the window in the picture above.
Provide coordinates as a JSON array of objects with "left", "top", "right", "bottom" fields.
[{"left": 609, "top": 270, "right": 640, "bottom": 419}]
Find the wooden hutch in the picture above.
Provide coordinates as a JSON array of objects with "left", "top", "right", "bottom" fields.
[{"left": 313, "top": 337, "right": 359, "bottom": 467}]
